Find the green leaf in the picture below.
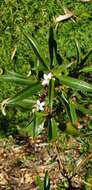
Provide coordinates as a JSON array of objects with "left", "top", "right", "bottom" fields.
[
  {"left": 52, "top": 62, "right": 73, "bottom": 76},
  {"left": 75, "top": 104, "right": 92, "bottom": 116},
  {"left": 66, "top": 122, "right": 78, "bottom": 136},
  {"left": 24, "top": 112, "right": 44, "bottom": 137},
  {"left": 7, "top": 71, "right": 26, "bottom": 78},
  {"left": 0, "top": 75, "right": 36, "bottom": 86},
  {"left": 48, "top": 78, "right": 55, "bottom": 110},
  {"left": 80, "top": 66, "right": 92, "bottom": 73},
  {"left": 75, "top": 40, "right": 81, "bottom": 65},
  {"left": 80, "top": 48, "right": 92, "bottom": 67},
  {"left": 59, "top": 76, "right": 92, "bottom": 93},
  {"left": 69, "top": 99, "right": 78, "bottom": 124},
  {"left": 54, "top": 40, "right": 63, "bottom": 66},
  {"left": 47, "top": 118, "right": 52, "bottom": 140},
  {"left": 24, "top": 34, "right": 49, "bottom": 70},
  {"left": 44, "top": 171, "right": 50, "bottom": 190},
  {"left": 49, "top": 26, "right": 54, "bottom": 69},
  {"left": 80, "top": 12, "right": 92, "bottom": 19},
  {"left": 17, "top": 98, "right": 36, "bottom": 110},
  {"left": 35, "top": 176, "right": 44, "bottom": 190},
  {"left": 8, "top": 83, "right": 42, "bottom": 104},
  {"left": 51, "top": 118, "right": 58, "bottom": 140}
]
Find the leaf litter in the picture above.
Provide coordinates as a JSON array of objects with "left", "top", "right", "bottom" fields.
[{"left": 0, "top": 132, "right": 88, "bottom": 190}]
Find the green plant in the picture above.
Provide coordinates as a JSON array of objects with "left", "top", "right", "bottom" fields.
[
  {"left": 35, "top": 171, "right": 50, "bottom": 190},
  {"left": 0, "top": 25, "right": 92, "bottom": 139}
]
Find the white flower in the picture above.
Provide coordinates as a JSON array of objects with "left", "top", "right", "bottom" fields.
[
  {"left": 36, "top": 100, "right": 45, "bottom": 111},
  {"left": 42, "top": 72, "right": 52, "bottom": 86}
]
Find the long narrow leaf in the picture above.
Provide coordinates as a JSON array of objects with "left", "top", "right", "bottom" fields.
[
  {"left": 51, "top": 118, "right": 58, "bottom": 140},
  {"left": 80, "top": 48, "right": 92, "bottom": 67},
  {"left": 49, "top": 26, "right": 54, "bottom": 69},
  {"left": 24, "top": 34, "right": 48, "bottom": 70},
  {"left": 7, "top": 71, "right": 26, "bottom": 78},
  {"left": 54, "top": 39, "right": 63, "bottom": 65},
  {"left": 75, "top": 40, "right": 81, "bottom": 65},
  {"left": 69, "top": 99, "right": 78, "bottom": 124},
  {"left": 44, "top": 171, "right": 50, "bottom": 190},
  {"left": 0, "top": 75, "right": 36, "bottom": 86},
  {"left": 8, "top": 83, "right": 42, "bottom": 104},
  {"left": 75, "top": 103, "right": 92, "bottom": 116},
  {"left": 47, "top": 118, "right": 52, "bottom": 140},
  {"left": 80, "top": 66, "right": 92, "bottom": 73},
  {"left": 59, "top": 76, "right": 92, "bottom": 92},
  {"left": 48, "top": 79, "right": 55, "bottom": 110}
]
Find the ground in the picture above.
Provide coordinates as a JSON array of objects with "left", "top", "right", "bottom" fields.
[{"left": 0, "top": 133, "right": 89, "bottom": 190}]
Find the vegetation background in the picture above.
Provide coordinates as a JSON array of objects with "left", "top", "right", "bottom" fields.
[
  {"left": 1, "top": 0, "right": 92, "bottom": 131},
  {"left": 0, "top": 0, "right": 92, "bottom": 189}
]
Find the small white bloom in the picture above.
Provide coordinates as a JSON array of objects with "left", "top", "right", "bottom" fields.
[
  {"left": 42, "top": 72, "right": 52, "bottom": 86},
  {"left": 36, "top": 100, "right": 45, "bottom": 111}
]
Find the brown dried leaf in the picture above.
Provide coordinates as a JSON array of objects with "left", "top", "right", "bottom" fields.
[
  {"left": 55, "top": 9, "right": 73, "bottom": 23},
  {"left": 80, "top": 0, "right": 92, "bottom": 2}
]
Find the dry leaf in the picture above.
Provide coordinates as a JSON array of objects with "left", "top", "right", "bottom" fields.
[
  {"left": 11, "top": 47, "right": 17, "bottom": 60},
  {"left": 80, "top": 0, "right": 91, "bottom": 2},
  {"left": 55, "top": 9, "right": 73, "bottom": 23}
]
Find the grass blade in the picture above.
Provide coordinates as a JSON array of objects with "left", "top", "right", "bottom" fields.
[
  {"left": 80, "top": 48, "right": 92, "bottom": 67},
  {"left": 75, "top": 39, "right": 81, "bottom": 65}
]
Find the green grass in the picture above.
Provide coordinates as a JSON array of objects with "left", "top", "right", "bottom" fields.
[
  {"left": 1, "top": 0, "right": 92, "bottom": 72},
  {"left": 0, "top": 1, "right": 92, "bottom": 132}
]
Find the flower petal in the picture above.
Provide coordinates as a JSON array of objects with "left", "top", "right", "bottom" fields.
[{"left": 48, "top": 72, "right": 52, "bottom": 79}]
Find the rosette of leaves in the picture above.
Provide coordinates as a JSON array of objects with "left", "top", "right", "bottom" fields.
[{"left": 0, "top": 25, "right": 92, "bottom": 139}]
